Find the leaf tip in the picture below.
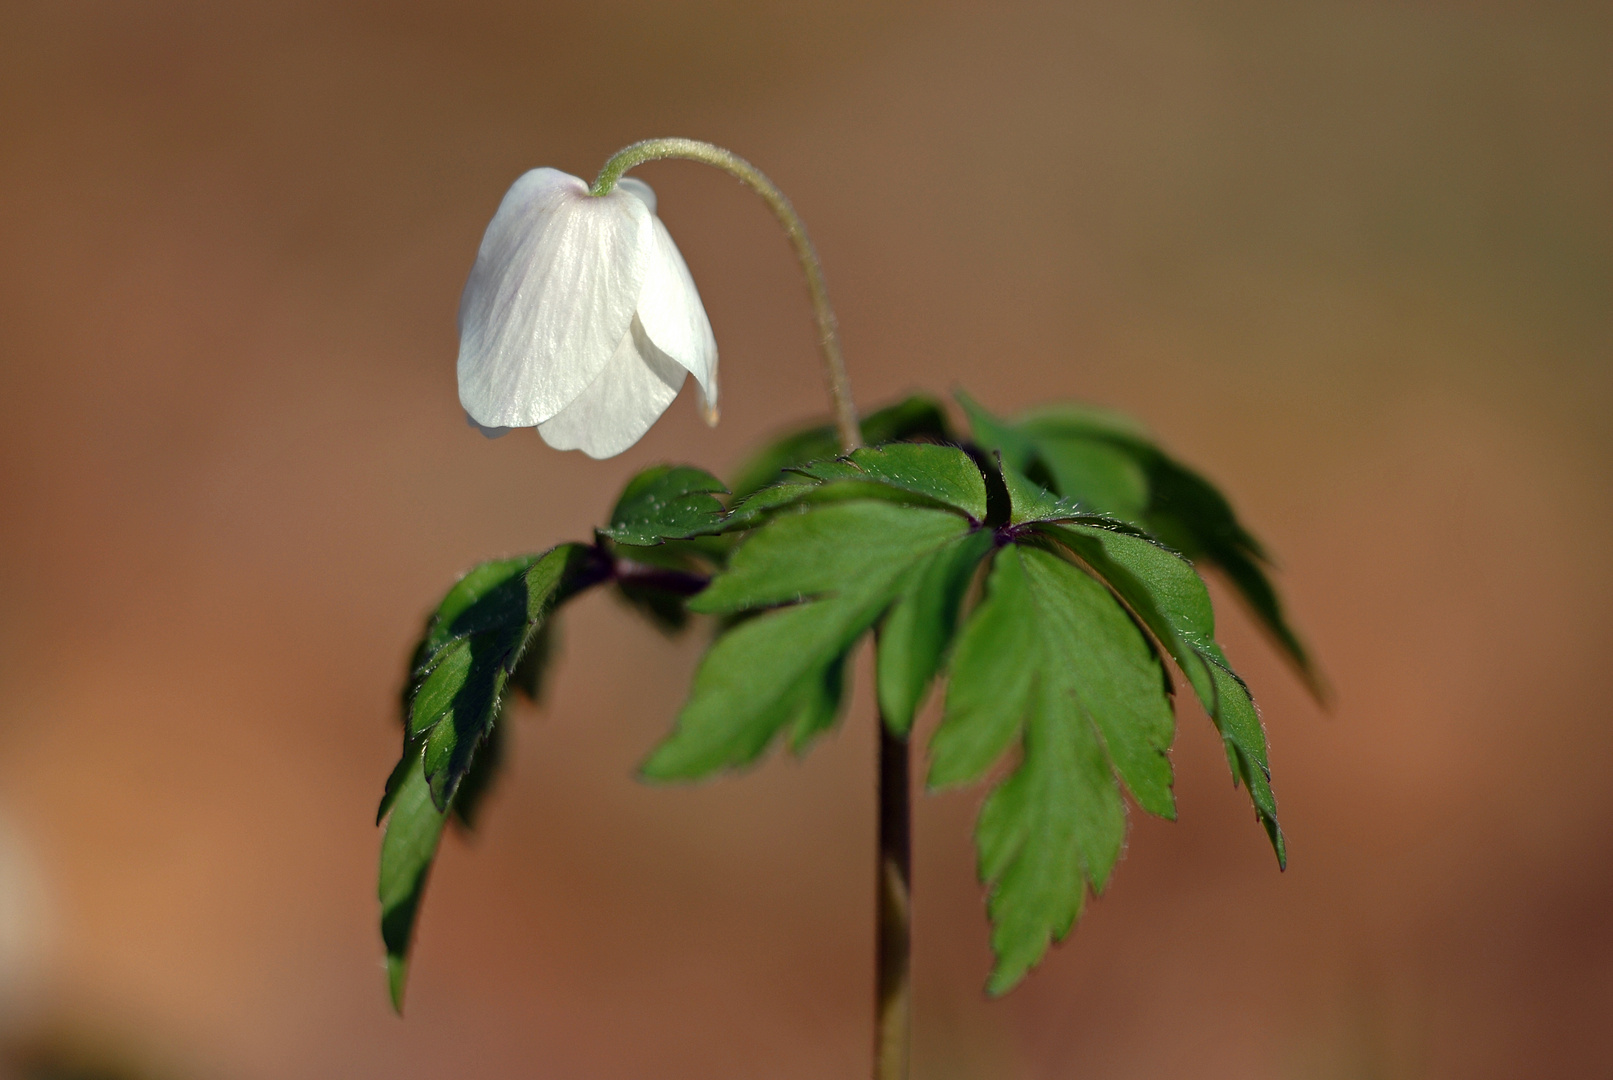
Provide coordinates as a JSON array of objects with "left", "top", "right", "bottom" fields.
[
  {"left": 1301, "top": 664, "right": 1334, "bottom": 710},
  {"left": 984, "top": 959, "right": 1029, "bottom": 999},
  {"left": 425, "top": 771, "right": 454, "bottom": 814},
  {"left": 387, "top": 954, "right": 409, "bottom": 1014},
  {"left": 637, "top": 744, "right": 685, "bottom": 784},
  {"left": 879, "top": 704, "right": 916, "bottom": 740}
]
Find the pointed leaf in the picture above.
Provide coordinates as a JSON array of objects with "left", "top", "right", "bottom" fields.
[
  {"left": 602, "top": 464, "right": 728, "bottom": 545},
  {"left": 719, "top": 476, "right": 824, "bottom": 532},
  {"left": 956, "top": 389, "right": 1037, "bottom": 474},
  {"left": 448, "top": 710, "right": 508, "bottom": 832},
  {"left": 648, "top": 502, "right": 973, "bottom": 779},
  {"left": 378, "top": 746, "right": 449, "bottom": 1012},
  {"left": 933, "top": 545, "right": 1175, "bottom": 993},
  {"left": 692, "top": 501, "right": 970, "bottom": 615},
  {"left": 927, "top": 548, "right": 1038, "bottom": 789},
  {"left": 721, "top": 444, "right": 988, "bottom": 534},
  {"left": 727, "top": 395, "right": 954, "bottom": 500},
  {"left": 1016, "top": 401, "right": 1151, "bottom": 441},
  {"left": 1205, "top": 660, "right": 1286, "bottom": 867},
  {"left": 1146, "top": 455, "right": 1323, "bottom": 698},
  {"left": 1041, "top": 523, "right": 1219, "bottom": 706},
  {"left": 795, "top": 444, "right": 989, "bottom": 522},
  {"left": 720, "top": 474, "right": 958, "bottom": 533},
  {"left": 996, "top": 458, "right": 1153, "bottom": 538},
  {"left": 877, "top": 529, "right": 995, "bottom": 735},
  {"left": 960, "top": 391, "right": 1322, "bottom": 697},
  {"left": 788, "top": 652, "right": 850, "bottom": 754},
  {"left": 408, "top": 543, "right": 604, "bottom": 809},
  {"left": 381, "top": 544, "right": 607, "bottom": 1009},
  {"left": 1026, "top": 436, "right": 1150, "bottom": 522},
  {"left": 642, "top": 596, "right": 872, "bottom": 778},
  {"left": 422, "top": 556, "right": 542, "bottom": 653},
  {"left": 978, "top": 671, "right": 1115, "bottom": 996},
  {"left": 999, "top": 458, "right": 1083, "bottom": 524},
  {"left": 1040, "top": 522, "right": 1285, "bottom": 866},
  {"left": 1019, "top": 548, "right": 1175, "bottom": 819}
]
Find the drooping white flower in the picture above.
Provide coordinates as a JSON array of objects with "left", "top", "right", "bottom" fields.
[{"left": 457, "top": 169, "right": 718, "bottom": 458}]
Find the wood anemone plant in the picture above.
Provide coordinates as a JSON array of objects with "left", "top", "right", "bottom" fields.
[{"left": 377, "top": 139, "right": 1321, "bottom": 1080}]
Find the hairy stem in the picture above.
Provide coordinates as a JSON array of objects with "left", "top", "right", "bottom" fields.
[{"left": 592, "top": 138, "right": 862, "bottom": 453}]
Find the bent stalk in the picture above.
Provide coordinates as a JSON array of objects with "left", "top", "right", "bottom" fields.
[
  {"left": 592, "top": 138, "right": 862, "bottom": 453},
  {"left": 594, "top": 139, "right": 909, "bottom": 1079}
]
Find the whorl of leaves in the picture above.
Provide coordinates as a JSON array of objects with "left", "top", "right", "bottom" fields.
[{"left": 378, "top": 391, "right": 1308, "bottom": 1004}]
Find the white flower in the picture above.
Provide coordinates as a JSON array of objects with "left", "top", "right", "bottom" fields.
[{"left": 457, "top": 168, "right": 718, "bottom": 459}]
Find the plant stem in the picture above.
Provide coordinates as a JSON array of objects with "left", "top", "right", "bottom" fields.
[
  {"left": 591, "top": 138, "right": 863, "bottom": 453},
  {"left": 875, "top": 721, "right": 912, "bottom": 1080}
]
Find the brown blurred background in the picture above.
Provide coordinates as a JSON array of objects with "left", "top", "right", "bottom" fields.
[{"left": 0, "top": 1, "right": 1609, "bottom": 1077}]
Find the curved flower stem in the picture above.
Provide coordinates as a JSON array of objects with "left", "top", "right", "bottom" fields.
[
  {"left": 599, "top": 139, "right": 904, "bottom": 1078},
  {"left": 592, "top": 138, "right": 863, "bottom": 453}
]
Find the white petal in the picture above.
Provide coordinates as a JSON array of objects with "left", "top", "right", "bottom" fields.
[
  {"left": 635, "top": 215, "right": 718, "bottom": 409},
  {"left": 457, "top": 168, "right": 655, "bottom": 427},
  {"left": 536, "top": 316, "right": 686, "bottom": 459},
  {"left": 617, "top": 176, "right": 656, "bottom": 214}
]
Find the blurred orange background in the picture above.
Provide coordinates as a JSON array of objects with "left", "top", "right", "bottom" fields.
[{"left": 1, "top": 1, "right": 1609, "bottom": 1077}]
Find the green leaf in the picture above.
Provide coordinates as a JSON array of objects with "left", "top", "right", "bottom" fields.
[
  {"left": 602, "top": 465, "right": 728, "bottom": 546},
  {"left": 956, "top": 389, "right": 1037, "bottom": 475},
  {"left": 507, "top": 618, "right": 559, "bottom": 705},
  {"left": 645, "top": 502, "right": 973, "bottom": 779},
  {"left": 1144, "top": 455, "right": 1323, "bottom": 698},
  {"left": 1205, "top": 659, "right": 1286, "bottom": 867},
  {"left": 972, "top": 419, "right": 1288, "bottom": 869},
  {"left": 929, "top": 545, "right": 1175, "bottom": 994},
  {"left": 642, "top": 597, "right": 868, "bottom": 778},
  {"left": 1017, "top": 547, "right": 1176, "bottom": 822},
  {"left": 378, "top": 745, "right": 448, "bottom": 1012},
  {"left": 381, "top": 545, "right": 605, "bottom": 1010},
  {"left": 794, "top": 443, "right": 989, "bottom": 522},
  {"left": 1041, "top": 523, "right": 1218, "bottom": 705},
  {"left": 719, "top": 476, "right": 823, "bottom": 532},
  {"left": 999, "top": 457, "right": 1084, "bottom": 524},
  {"left": 876, "top": 529, "right": 996, "bottom": 735},
  {"left": 722, "top": 443, "right": 988, "bottom": 535},
  {"left": 961, "top": 392, "right": 1323, "bottom": 698},
  {"left": 976, "top": 671, "right": 1110, "bottom": 996},
  {"left": 727, "top": 395, "right": 954, "bottom": 501},
  {"left": 788, "top": 652, "right": 850, "bottom": 754},
  {"left": 720, "top": 474, "right": 950, "bottom": 533},
  {"left": 1025, "top": 436, "right": 1150, "bottom": 522},
  {"left": 1016, "top": 400, "right": 1151, "bottom": 441},
  {"left": 398, "top": 554, "right": 542, "bottom": 823},
  {"left": 448, "top": 707, "right": 507, "bottom": 832},
  {"left": 421, "top": 556, "right": 540, "bottom": 653},
  {"left": 1006, "top": 401, "right": 1153, "bottom": 520},
  {"left": 926, "top": 548, "right": 1039, "bottom": 790},
  {"left": 1039, "top": 522, "right": 1287, "bottom": 867},
  {"left": 996, "top": 457, "right": 1155, "bottom": 542},
  {"left": 692, "top": 500, "right": 972, "bottom": 615},
  {"left": 408, "top": 544, "right": 603, "bottom": 809}
]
